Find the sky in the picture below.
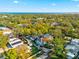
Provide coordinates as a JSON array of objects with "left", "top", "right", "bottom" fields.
[{"left": 0, "top": 0, "right": 79, "bottom": 12}]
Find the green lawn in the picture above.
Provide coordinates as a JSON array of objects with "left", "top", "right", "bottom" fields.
[{"left": 31, "top": 46, "right": 39, "bottom": 55}]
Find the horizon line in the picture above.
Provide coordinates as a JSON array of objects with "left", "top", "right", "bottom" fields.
[{"left": 0, "top": 12, "right": 79, "bottom": 14}]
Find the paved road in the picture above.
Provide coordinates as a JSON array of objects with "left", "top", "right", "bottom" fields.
[
  {"left": 27, "top": 51, "right": 41, "bottom": 59},
  {"left": 36, "top": 53, "right": 48, "bottom": 59}
]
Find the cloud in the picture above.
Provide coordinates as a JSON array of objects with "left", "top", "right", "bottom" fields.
[
  {"left": 77, "top": 4, "right": 79, "bottom": 7},
  {"left": 72, "top": 0, "right": 79, "bottom": 2},
  {"left": 13, "top": 0, "right": 19, "bottom": 4},
  {"left": 51, "top": 3, "right": 56, "bottom": 6}
]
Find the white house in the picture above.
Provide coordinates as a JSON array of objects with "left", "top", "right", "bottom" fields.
[
  {"left": 9, "top": 38, "right": 23, "bottom": 48},
  {"left": 0, "top": 27, "right": 12, "bottom": 35}
]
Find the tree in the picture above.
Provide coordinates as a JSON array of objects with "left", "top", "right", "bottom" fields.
[
  {"left": 5, "top": 49, "right": 17, "bottom": 59},
  {"left": 16, "top": 45, "right": 31, "bottom": 59},
  {"left": 51, "top": 37, "right": 67, "bottom": 59},
  {"left": 0, "top": 35, "right": 8, "bottom": 48}
]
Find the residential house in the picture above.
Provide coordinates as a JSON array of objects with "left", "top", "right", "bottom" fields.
[
  {"left": 51, "top": 22, "right": 61, "bottom": 26},
  {"left": 43, "top": 34, "right": 53, "bottom": 41},
  {"left": 18, "top": 24, "right": 28, "bottom": 28},
  {"left": 8, "top": 38, "right": 23, "bottom": 48},
  {"left": 37, "top": 17, "right": 44, "bottom": 20},
  {"left": 65, "top": 39, "right": 79, "bottom": 59},
  {"left": 26, "top": 36, "right": 36, "bottom": 41},
  {"left": 1, "top": 15, "right": 8, "bottom": 18},
  {"left": 25, "top": 34, "right": 53, "bottom": 48},
  {"left": 35, "top": 34, "right": 53, "bottom": 47},
  {"left": 0, "top": 27, "right": 12, "bottom": 35}
]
